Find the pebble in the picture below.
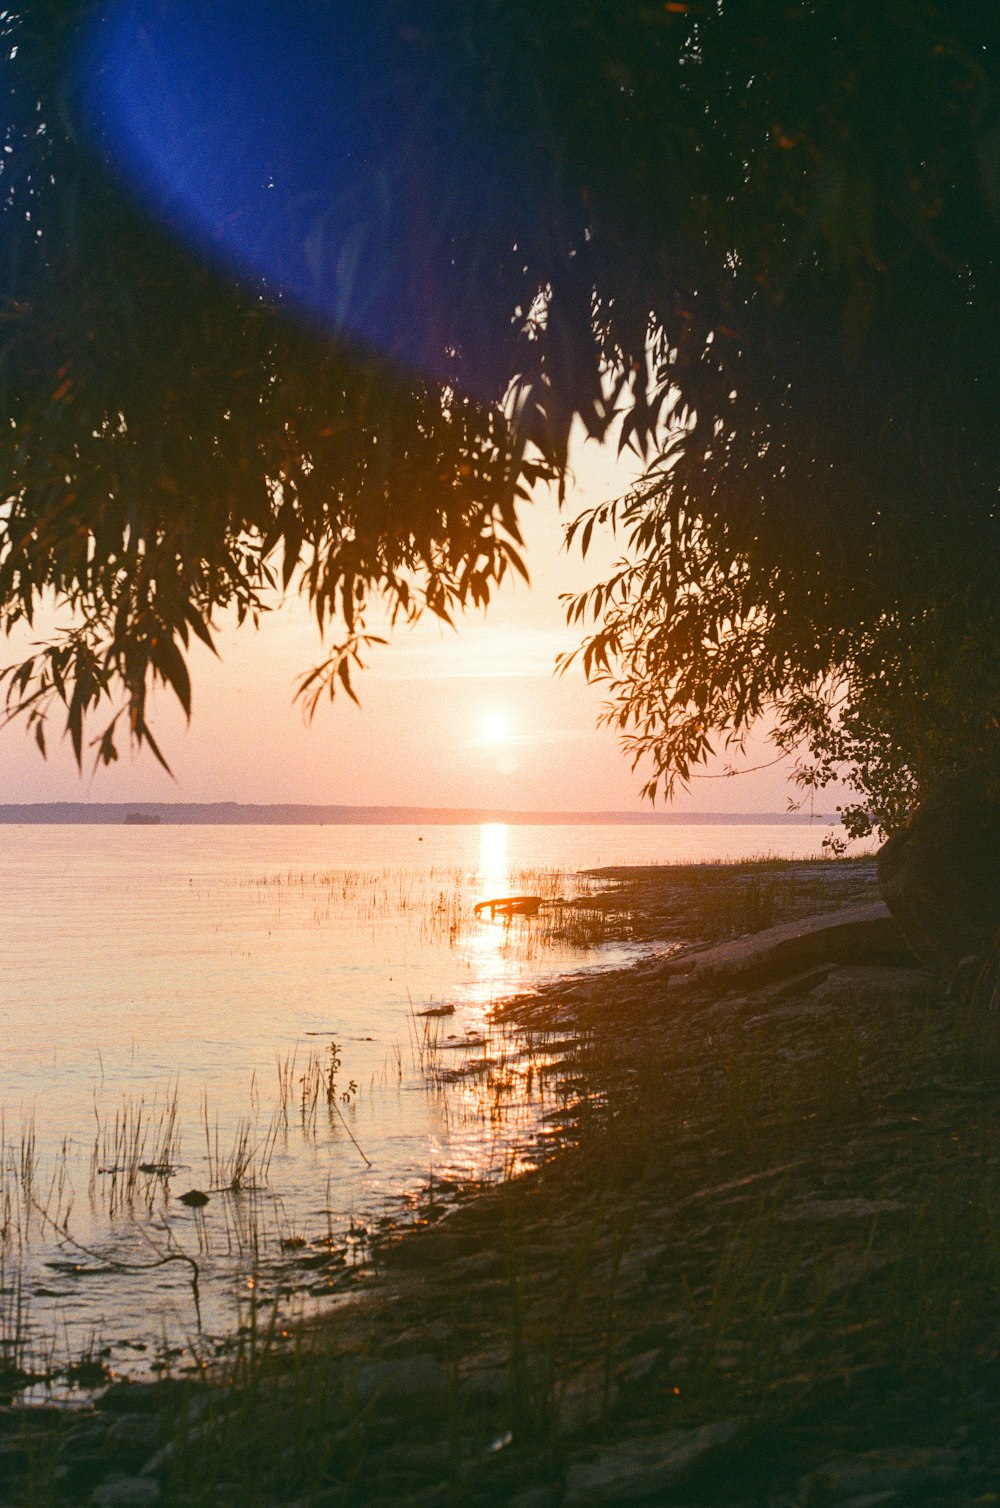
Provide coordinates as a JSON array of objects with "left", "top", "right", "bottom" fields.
[{"left": 177, "top": 1189, "right": 209, "bottom": 1208}]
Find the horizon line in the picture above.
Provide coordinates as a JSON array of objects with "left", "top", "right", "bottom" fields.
[{"left": 0, "top": 799, "right": 841, "bottom": 826}]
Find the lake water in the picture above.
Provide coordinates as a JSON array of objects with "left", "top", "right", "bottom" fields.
[{"left": 1, "top": 820, "right": 843, "bottom": 1386}]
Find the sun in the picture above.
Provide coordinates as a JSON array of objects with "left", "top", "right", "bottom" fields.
[{"left": 480, "top": 713, "right": 509, "bottom": 743}]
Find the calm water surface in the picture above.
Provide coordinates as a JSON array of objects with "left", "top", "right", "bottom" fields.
[{"left": 1, "top": 821, "right": 840, "bottom": 1381}]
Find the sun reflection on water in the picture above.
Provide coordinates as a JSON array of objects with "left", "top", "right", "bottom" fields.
[
  {"left": 458, "top": 824, "right": 519, "bottom": 1007},
  {"left": 478, "top": 822, "right": 510, "bottom": 896},
  {"left": 4, "top": 826, "right": 623, "bottom": 1377}
]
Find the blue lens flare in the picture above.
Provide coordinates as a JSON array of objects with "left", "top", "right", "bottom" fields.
[{"left": 79, "top": 1, "right": 521, "bottom": 392}]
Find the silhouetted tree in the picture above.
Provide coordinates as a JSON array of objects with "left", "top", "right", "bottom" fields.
[{"left": 1, "top": 1, "right": 996, "bottom": 810}]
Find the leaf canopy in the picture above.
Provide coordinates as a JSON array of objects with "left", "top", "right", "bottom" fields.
[{"left": 0, "top": 0, "right": 996, "bottom": 795}]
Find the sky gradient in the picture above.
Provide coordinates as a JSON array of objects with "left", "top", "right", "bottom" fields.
[{"left": 0, "top": 435, "right": 830, "bottom": 814}]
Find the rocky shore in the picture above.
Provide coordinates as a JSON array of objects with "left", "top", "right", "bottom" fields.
[{"left": 5, "top": 859, "right": 1000, "bottom": 1506}]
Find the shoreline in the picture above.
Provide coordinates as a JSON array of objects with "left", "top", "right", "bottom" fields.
[{"left": 9, "top": 856, "right": 1000, "bottom": 1505}]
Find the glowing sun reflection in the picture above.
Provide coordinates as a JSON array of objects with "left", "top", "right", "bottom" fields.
[
  {"left": 478, "top": 822, "right": 510, "bottom": 896},
  {"left": 456, "top": 824, "right": 516, "bottom": 1004}
]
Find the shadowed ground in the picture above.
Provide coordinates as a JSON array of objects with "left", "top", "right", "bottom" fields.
[{"left": 6, "top": 859, "right": 1000, "bottom": 1506}]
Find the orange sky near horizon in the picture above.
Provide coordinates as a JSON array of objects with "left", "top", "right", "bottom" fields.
[{"left": 0, "top": 432, "right": 836, "bottom": 814}]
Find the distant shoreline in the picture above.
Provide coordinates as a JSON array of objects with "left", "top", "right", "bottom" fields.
[{"left": 0, "top": 801, "right": 840, "bottom": 827}]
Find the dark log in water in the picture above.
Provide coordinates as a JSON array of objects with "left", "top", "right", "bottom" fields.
[{"left": 473, "top": 894, "right": 543, "bottom": 919}]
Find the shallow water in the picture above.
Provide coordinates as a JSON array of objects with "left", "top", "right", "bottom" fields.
[{"left": 1, "top": 820, "right": 841, "bottom": 1384}]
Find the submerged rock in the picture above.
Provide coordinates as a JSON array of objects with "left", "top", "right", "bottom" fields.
[{"left": 176, "top": 1189, "right": 209, "bottom": 1208}]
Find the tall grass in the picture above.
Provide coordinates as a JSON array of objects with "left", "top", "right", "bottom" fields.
[
  {"left": 89, "top": 1086, "right": 181, "bottom": 1214},
  {"left": 0, "top": 858, "right": 883, "bottom": 1430},
  {"left": 202, "top": 1097, "right": 280, "bottom": 1192}
]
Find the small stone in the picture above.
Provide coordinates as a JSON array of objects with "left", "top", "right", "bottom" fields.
[
  {"left": 177, "top": 1189, "right": 209, "bottom": 1208},
  {"left": 91, "top": 1476, "right": 162, "bottom": 1507}
]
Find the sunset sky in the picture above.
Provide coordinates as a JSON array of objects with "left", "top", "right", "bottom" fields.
[
  {"left": 0, "top": 431, "right": 822, "bottom": 814},
  {"left": 0, "top": 6, "right": 853, "bottom": 819}
]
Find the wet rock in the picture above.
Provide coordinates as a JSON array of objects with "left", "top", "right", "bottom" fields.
[
  {"left": 91, "top": 1473, "right": 162, "bottom": 1506},
  {"left": 177, "top": 1188, "right": 210, "bottom": 1208},
  {"left": 878, "top": 760, "right": 1000, "bottom": 978},
  {"left": 563, "top": 1419, "right": 741, "bottom": 1503}
]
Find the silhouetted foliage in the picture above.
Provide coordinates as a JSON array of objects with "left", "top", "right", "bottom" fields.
[
  {"left": 0, "top": 1, "right": 997, "bottom": 806},
  {"left": 545, "top": 0, "right": 1000, "bottom": 829},
  {"left": 0, "top": 2, "right": 545, "bottom": 764}
]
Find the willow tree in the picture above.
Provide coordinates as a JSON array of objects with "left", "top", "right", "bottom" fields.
[{"left": 1, "top": 0, "right": 997, "bottom": 814}]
